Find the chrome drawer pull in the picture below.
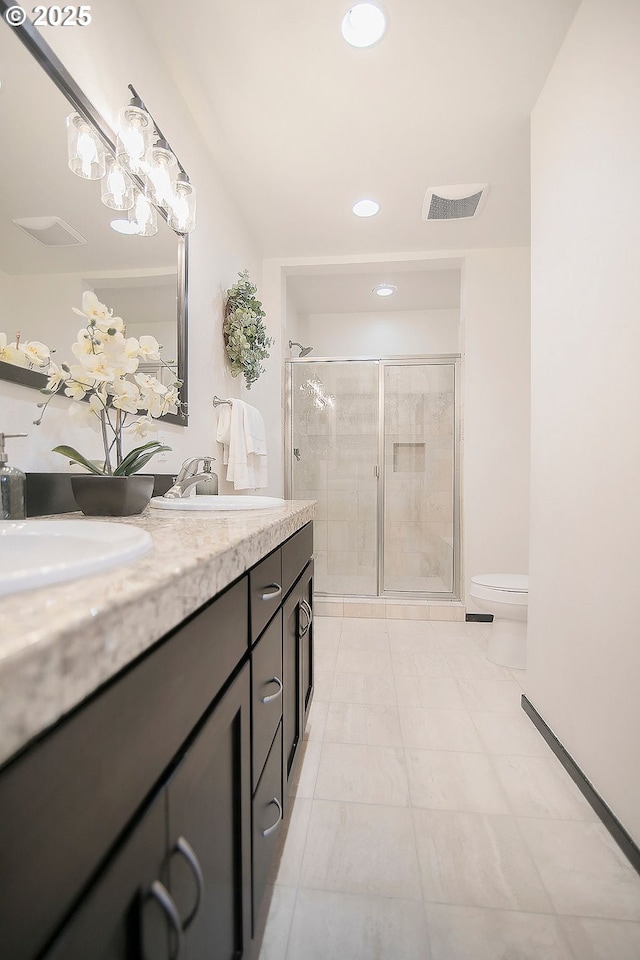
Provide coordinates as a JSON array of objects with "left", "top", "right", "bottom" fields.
[
  {"left": 261, "top": 796, "right": 283, "bottom": 837},
  {"left": 261, "top": 583, "right": 282, "bottom": 601},
  {"left": 173, "top": 835, "right": 204, "bottom": 930},
  {"left": 262, "top": 676, "right": 283, "bottom": 703},
  {"left": 145, "top": 880, "right": 183, "bottom": 960},
  {"left": 299, "top": 598, "right": 312, "bottom": 637}
]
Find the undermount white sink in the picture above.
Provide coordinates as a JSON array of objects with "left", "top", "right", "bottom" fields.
[
  {"left": 0, "top": 519, "right": 152, "bottom": 597},
  {"left": 150, "top": 495, "right": 287, "bottom": 512}
]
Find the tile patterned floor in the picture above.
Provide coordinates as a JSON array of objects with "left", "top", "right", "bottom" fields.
[{"left": 258, "top": 617, "right": 640, "bottom": 960}]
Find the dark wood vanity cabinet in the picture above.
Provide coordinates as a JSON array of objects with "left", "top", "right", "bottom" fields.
[{"left": 0, "top": 520, "right": 313, "bottom": 960}]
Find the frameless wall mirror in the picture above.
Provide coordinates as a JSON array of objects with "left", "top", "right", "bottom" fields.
[{"left": 0, "top": 6, "right": 189, "bottom": 424}]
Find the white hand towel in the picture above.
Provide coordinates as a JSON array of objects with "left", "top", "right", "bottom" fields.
[{"left": 215, "top": 399, "right": 268, "bottom": 490}]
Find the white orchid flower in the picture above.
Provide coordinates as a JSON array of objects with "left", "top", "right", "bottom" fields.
[
  {"left": 160, "top": 387, "right": 180, "bottom": 415},
  {"left": 65, "top": 365, "right": 96, "bottom": 400},
  {"left": 45, "top": 361, "right": 69, "bottom": 392},
  {"left": 138, "top": 335, "right": 161, "bottom": 360},
  {"left": 102, "top": 335, "right": 140, "bottom": 376},
  {"left": 72, "top": 290, "right": 112, "bottom": 325},
  {"left": 0, "top": 333, "right": 27, "bottom": 366},
  {"left": 135, "top": 372, "right": 167, "bottom": 395},
  {"left": 112, "top": 378, "right": 141, "bottom": 414},
  {"left": 89, "top": 393, "right": 106, "bottom": 417},
  {"left": 95, "top": 314, "right": 124, "bottom": 334},
  {"left": 20, "top": 340, "right": 50, "bottom": 367},
  {"left": 144, "top": 392, "right": 166, "bottom": 418},
  {"left": 79, "top": 352, "right": 116, "bottom": 383},
  {"left": 124, "top": 415, "right": 155, "bottom": 438},
  {"left": 68, "top": 401, "right": 99, "bottom": 430}
]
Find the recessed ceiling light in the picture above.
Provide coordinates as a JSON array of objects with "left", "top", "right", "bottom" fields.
[
  {"left": 373, "top": 283, "right": 397, "bottom": 297},
  {"left": 110, "top": 219, "right": 140, "bottom": 235},
  {"left": 341, "top": 3, "right": 387, "bottom": 48},
  {"left": 352, "top": 198, "right": 380, "bottom": 217}
]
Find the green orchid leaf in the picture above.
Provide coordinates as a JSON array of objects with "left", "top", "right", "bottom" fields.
[
  {"left": 114, "top": 442, "right": 171, "bottom": 476},
  {"left": 52, "top": 445, "right": 104, "bottom": 476}
]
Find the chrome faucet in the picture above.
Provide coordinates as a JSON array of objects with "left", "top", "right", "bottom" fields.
[{"left": 164, "top": 457, "right": 217, "bottom": 498}]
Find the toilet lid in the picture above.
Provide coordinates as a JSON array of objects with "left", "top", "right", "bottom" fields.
[{"left": 471, "top": 573, "right": 528, "bottom": 593}]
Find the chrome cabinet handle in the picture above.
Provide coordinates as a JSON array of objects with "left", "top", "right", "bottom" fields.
[
  {"left": 145, "top": 880, "right": 183, "bottom": 960},
  {"left": 172, "top": 835, "right": 204, "bottom": 930},
  {"left": 261, "top": 583, "right": 282, "bottom": 601},
  {"left": 261, "top": 676, "right": 283, "bottom": 704},
  {"left": 261, "top": 796, "right": 283, "bottom": 837},
  {"left": 299, "top": 598, "right": 312, "bottom": 637}
]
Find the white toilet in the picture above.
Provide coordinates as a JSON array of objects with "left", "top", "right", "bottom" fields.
[{"left": 469, "top": 573, "right": 529, "bottom": 670}]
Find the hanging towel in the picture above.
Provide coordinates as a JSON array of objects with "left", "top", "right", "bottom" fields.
[{"left": 215, "top": 399, "right": 268, "bottom": 490}]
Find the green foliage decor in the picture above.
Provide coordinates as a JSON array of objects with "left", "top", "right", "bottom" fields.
[{"left": 223, "top": 270, "right": 274, "bottom": 388}]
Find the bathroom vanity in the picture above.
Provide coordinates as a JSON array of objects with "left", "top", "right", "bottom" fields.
[{"left": 0, "top": 502, "right": 315, "bottom": 960}]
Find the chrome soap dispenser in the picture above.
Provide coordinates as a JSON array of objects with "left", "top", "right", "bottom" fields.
[{"left": 0, "top": 433, "right": 27, "bottom": 520}]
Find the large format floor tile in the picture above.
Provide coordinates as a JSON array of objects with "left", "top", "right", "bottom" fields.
[
  {"left": 315, "top": 741, "right": 410, "bottom": 806},
  {"left": 425, "top": 903, "right": 573, "bottom": 960},
  {"left": 399, "top": 706, "right": 483, "bottom": 752},
  {"left": 517, "top": 818, "right": 640, "bottom": 920},
  {"left": 300, "top": 800, "right": 423, "bottom": 899},
  {"left": 413, "top": 808, "right": 552, "bottom": 912},
  {"left": 286, "top": 889, "right": 430, "bottom": 960},
  {"left": 405, "top": 749, "right": 510, "bottom": 814},
  {"left": 491, "top": 754, "right": 599, "bottom": 821},
  {"left": 559, "top": 916, "right": 640, "bottom": 960},
  {"left": 324, "top": 701, "right": 402, "bottom": 746},
  {"left": 260, "top": 612, "right": 640, "bottom": 960}
]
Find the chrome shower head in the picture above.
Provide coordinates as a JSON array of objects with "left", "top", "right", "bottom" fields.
[{"left": 289, "top": 340, "right": 314, "bottom": 357}]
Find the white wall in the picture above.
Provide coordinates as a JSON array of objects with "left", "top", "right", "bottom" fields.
[
  {"left": 529, "top": 0, "right": 640, "bottom": 843},
  {"left": 462, "top": 247, "right": 531, "bottom": 608},
  {"left": 0, "top": 2, "right": 277, "bottom": 494},
  {"left": 297, "top": 309, "right": 460, "bottom": 357}
]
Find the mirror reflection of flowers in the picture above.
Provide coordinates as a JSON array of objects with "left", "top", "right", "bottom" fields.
[
  {"left": 0, "top": 331, "right": 51, "bottom": 369},
  {"left": 35, "top": 291, "right": 182, "bottom": 476}
]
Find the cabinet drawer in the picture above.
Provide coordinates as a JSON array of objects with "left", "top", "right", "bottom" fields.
[
  {"left": 282, "top": 522, "right": 313, "bottom": 597},
  {"left": 252, "top": 724, "right": 283, "bottom": 931},
  {"left": 249, "top": 547, "right": 282, "bottom": 643},
  {"left": 0, "top": 576, "right": 249, "bottom": 960},
  {"left": 252, "top": 610, "right": 283, "bottom": 790}
]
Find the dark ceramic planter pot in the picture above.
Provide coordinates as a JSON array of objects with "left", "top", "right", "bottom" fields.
[{"left": 71, "top": 474, "right": 155, "bottom": 517}]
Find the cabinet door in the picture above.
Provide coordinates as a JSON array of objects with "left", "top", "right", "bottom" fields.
[
  {"left": 282, "top": 585, "right": 301, "bottom": 786},
  {"left": 43, "top": 794, "right": 171, "bottom": 960},
  {"left": 299, "top": 561, "right": 314, "bottom": 729},
  {"left": 166, "top": 663, "right": 252, "bottom": 960},
  {"left": 282, "top": 562, "right": 314, "bottom": 793}
]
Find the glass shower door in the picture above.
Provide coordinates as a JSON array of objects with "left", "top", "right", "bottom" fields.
[
  {"left": 290, "top": 361, "right": 379, "bottom": 596},
  {"left": 382, "top": 360, "right": 457, "bottom": 595}
]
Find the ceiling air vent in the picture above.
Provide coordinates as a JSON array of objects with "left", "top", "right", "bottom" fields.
[
  {"left": 422, "top": 183, "right": 489, "bottom": 221},
  {"left": 12, "top": 216, "right": 87, "bottom": 246}
]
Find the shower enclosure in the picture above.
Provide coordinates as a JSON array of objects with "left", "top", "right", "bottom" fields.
[{"left": 285, "top": 356, "right": 460, "bottom": 600}]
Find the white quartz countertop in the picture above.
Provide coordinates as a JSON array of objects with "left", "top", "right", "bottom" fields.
[{"left": 0, "top": 500, "right": 316, "bottom": 768}]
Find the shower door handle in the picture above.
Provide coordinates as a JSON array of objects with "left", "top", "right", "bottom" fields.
[
  {"left": 374, "top": 465, "right": 379, "bottom": 478},
  {"left": 293, "top": 448, "right": 301, "bottom": 461}
]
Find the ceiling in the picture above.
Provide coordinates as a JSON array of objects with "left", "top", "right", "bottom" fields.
[
  {"left": 287, "top": 263, "right": 461, "bottom": 314},
  {"left": 134, "top": 0, "right": 580, "bottom": 259}
]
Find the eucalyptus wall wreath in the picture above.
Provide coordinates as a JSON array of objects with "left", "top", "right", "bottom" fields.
[{"left": 223, "top": 270, "right": 274, "bottom": 389}]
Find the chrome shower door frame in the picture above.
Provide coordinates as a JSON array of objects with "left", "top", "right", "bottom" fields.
[{"left": 285, "top": 355, "right": 461, "bottom": 601}]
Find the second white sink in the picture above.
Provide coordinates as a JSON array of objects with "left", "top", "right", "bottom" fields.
[
  {"left": 150, "top": 495, "right": 287, "bottom": 512},
  {"left": 0, "top": 519, "right": 152, "bottom": 596}
]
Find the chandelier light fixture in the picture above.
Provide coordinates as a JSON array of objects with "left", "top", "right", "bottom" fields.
[{"left": 66, "top": 84, "right": 196, "bottom": 236}]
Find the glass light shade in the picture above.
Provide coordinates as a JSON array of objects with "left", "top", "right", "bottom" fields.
[
  {"left": 341, "top": 2, "right": 387, "bottom": 47},
  {"left": 352, "top": 198, "right": 379, "bottom": 217},
  {"left": 167, "top": 177, "right": 196, "bottom": 233},
  {"left": 116, "top": 103, "right": 154, "bottom": 175},
  {"left": 129, "top": 189, "right": 158, "bottom": 237},
  {"left": 146, "top": 142, "right": 178, "bottom": 207},
  {"left": 67, "top": 112, "right": 105, "bottom": 180},
  {"left": 101, "top": 156, "right": 135, "bottom": 211}
]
